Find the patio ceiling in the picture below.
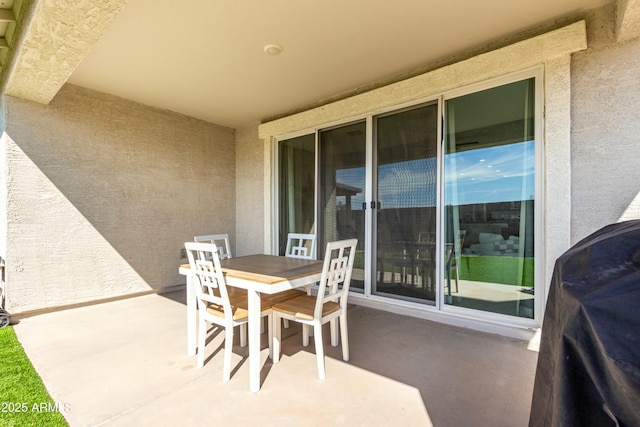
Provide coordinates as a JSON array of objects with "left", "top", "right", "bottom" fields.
[{"left": 3, "top": 0, "right": 639, "bottom": 129}]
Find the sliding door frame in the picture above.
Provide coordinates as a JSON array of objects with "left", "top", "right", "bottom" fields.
[
  {"left": 272, "top": 65, "right": 545, "bottom": 330},
  {"left": 439, "top": 67, "right": 545, "bottom": 328}
]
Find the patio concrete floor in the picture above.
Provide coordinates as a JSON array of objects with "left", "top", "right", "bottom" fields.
[{"left": 13, "top": 290, "right": 539, "bottom": 426}]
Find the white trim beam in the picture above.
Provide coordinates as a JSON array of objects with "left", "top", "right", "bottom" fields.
[{"left": 5, "top": 0, "right": 127, "bottom": 104}]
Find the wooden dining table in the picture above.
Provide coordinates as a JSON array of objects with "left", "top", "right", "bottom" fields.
[{"left": 179, "top": 254, "right": 324, "bottom": 392}]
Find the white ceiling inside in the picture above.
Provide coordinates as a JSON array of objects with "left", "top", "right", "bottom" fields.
[{"left": 66, "top": 0, "right": 612, "bottom": 129}]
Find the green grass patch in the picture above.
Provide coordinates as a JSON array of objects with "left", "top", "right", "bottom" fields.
[
  {"left": 0, "top": 326, "right": 69, "bottom": 427},
  {"left": 458, "top": 255, "right": 534, "bottom": 287}
]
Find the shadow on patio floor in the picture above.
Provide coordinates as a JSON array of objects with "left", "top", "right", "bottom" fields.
[{"left": 14, "top": 290, "right": 537, "bottom": 427}]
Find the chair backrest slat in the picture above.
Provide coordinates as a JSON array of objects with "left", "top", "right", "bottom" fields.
[
  {"left": 285, "top": 233, "right": 317, "bottom": 260},
  {"left": 315, "top": 239, "right": 358, "bottom": 319},
  {"left": 185, "top": 242, "right": 230, "bottom": 313},
  {"left": 194, "top": 234, "right": 232, "bottom": 260}
]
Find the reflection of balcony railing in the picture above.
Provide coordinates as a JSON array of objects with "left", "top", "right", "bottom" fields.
[{"left": 376, "top": 241, "right": 436, "bottom": 300}]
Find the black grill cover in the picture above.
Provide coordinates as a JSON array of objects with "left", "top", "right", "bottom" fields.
[{"left": 529, "top": 220, "right": 640, "bottom": 427}]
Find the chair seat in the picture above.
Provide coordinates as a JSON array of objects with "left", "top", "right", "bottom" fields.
[
  {"left": 272, "top": 294, "right": 340, "bottom": 320},
  {"left": 205, "top": 303, "right": 249, "bottom": 321},
  {"left": 209, "top": 286, "right": 246, "bottom": 298},
  {"left": 261, "top": 289, "right": 306, "bottom": 306},
  {"left": 206, "top": 289, "right": 304, "bottom": 320},
  {"left": 206, "top": 293, "right": 272, "bottom": 321}
]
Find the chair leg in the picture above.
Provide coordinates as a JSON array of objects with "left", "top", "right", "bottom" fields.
[
  {"left": 302, "top": 324, "right": 310, "bottom": 347},
  {"left": 330, "top": 319, "right": 339, "bottom": 347},
  {"left": 313, "top": 323, "right": 325, "bottom": 380},
  {"left": 197, "top": 318, "right": 207, "bottom": 368},
  {"left": 239, "top": 324, "right": 247, "bottom": 347},
  {"left": 273, "top": 313, "right": 282, "bottom": 364},
  {"left": 223, "top": 327, "right": 233, "bottom": 382},
  {"left": 340, "top": 314, "right": 349, "bottom": 362}
]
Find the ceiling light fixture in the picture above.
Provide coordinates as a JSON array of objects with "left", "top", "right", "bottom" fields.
[{"left": 264, "top": 43, "right": 283, "bottom": 55}]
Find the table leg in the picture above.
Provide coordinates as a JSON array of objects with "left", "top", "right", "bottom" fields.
[{"left": 247, "top": 289, "right": 261, "bottom": 392}]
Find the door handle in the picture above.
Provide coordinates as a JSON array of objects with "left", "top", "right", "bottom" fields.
[{"left": 363, "top": 201, "right": 380, "bottom": 210}]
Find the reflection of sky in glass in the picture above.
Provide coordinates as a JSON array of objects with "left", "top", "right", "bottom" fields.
[
  {"left": 445, "top": 141, "right": 535, "bottom": 205},
  {"left": 335, "top": 167, "right": 365, "bottom": 209},
  {"left": 378, "top": 158, "right": 437, "bottom": 208},
  {"left": 334, "top": 141, "right": 534, "bottom": 210},
  {"left": 336, "top": 158, "right": 437, "bottom": 210}
]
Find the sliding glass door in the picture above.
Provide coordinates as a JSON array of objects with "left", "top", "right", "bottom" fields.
[
  {"left": 443, "top": 78, "right": 536, "bottom": 318},
  {"left": 373, "top": 103, "right": 439, "bottom": 303},
  {"left": 276, "top": 72, "right": 539, "bottom": 323},
  {"left": 278, "top": 134, "right": 315, "bottom": 256},
  {"left": 318, "top": 121, "right": 367, "bottom": 290}
]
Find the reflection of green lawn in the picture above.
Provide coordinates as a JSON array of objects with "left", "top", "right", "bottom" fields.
[
  {"left": 354, "top": 251, "right": 365, "bottom": 269},
  {"left": 458, "top": 255, "right": 534, "bottom": 287},
  {"left": 363, "top": 250, "right": 534, "bottom": 288}
]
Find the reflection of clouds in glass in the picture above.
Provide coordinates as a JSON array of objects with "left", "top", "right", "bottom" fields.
[
  {"left": 334, "top": 141, "right": 534, "bottom": 210},
  {"left": 336, "top": 158, "right": 438, "bottom": 209},
  {"left": 336, "top": 168, "right": 365, "bottom": 191},
  {"left": 445, "top": 141, "right": 535, "bottom": 205},
  {"left": 378, "top": 158, "right": 437, "bottom": 208}
]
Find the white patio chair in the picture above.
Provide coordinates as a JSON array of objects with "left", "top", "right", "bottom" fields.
[
  {"left": 194, "top": 233, "right": 244, "bottom": 299},
  {"left": 279, "top": 233, "right": 318, "bottom": 329},
  {"left": 284, "top": 233, "right": 316, "bottom": 260},
  {"left": 272, "top": 238, "right": 357, "bottom": 380},
  {"left": 194, "top": 234, "right": 232, "bottom": 260},
  {"left": 185, "top": 242, "right": 273, "bottom": 382}
]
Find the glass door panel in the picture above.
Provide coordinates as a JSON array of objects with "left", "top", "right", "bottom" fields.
[
  {"left": 319, "top": 121, "right": 367, "bottom": 290},
  {"left": 278, "top": 134, "right": 316, "bottom": 256},
  {"left": 444, "top": 78, "right": 535, "bottom": 318},
  {"left": 373, "top": 104, "right": 439, "bottom": 303}
]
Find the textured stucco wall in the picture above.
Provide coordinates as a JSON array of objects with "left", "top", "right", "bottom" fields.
[
  {"left": 235, "top": 126, "right": 264, "bottom": 256},
  {"left": 571, "top": 7, "right": 640, "bottom": 242},
  {"left": 4, "top": 84, "right": 235, "bottom": 314}
]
